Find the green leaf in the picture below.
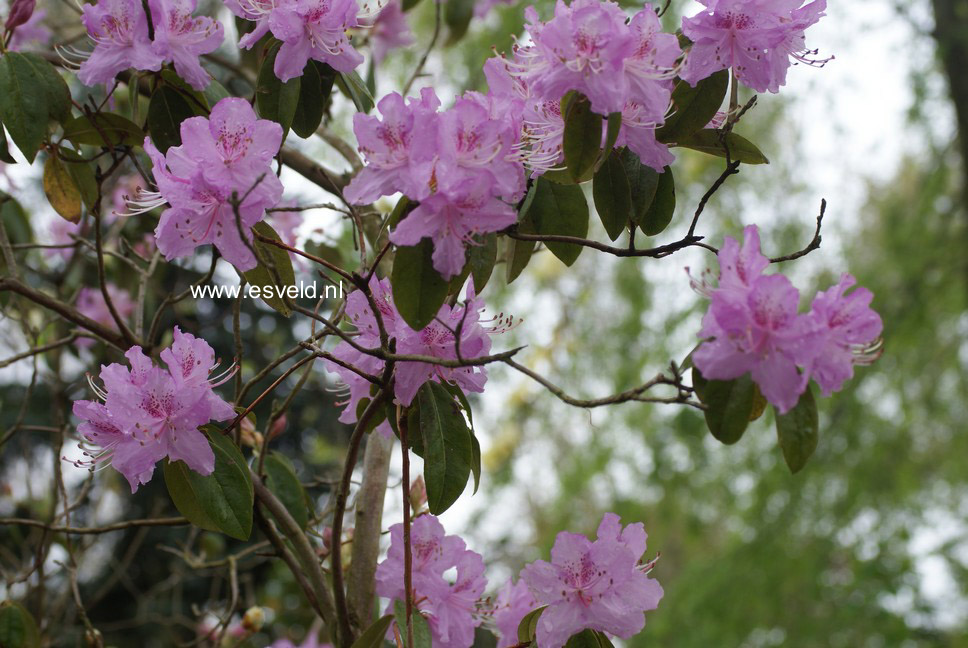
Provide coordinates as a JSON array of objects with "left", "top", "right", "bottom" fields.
[
  {"left": 444, "top": 0, "right": 475, "bottom": 43},
  {"left": 467, "top": 232, "right": 497, "bottom": 291},
  {"left": 391, "top": 238, "right": 449, "bottom": 330},
  {"left": 562, "top": 93, "right": 602, "bottom": 183},
  {"left": 656, "top": 71, "right": 729, "bottom": 144},
  {"left": 592, "top": 153, "right": 632, "bottom": 241},
  {"left": 163, "top": 426, "right": 254, "bottom": 540},
  {"left": 291, "top": 60, "right": 332, "bottom": 138},
  {"left": 517, "top": 606, "right": 547, "bottom": 643},
  {"left": 146, "top": 85, "right": 196, "bottom": 153},
  {"left": 24, "top": 53, "right": 71, "bottom": 124},
  {"left": 565, "top": 630, "right": 609, "bottom": 648},
  {"left": 43, "top": 153, "right": 82, "bottom": 223},
  {"left": 470, "top": 431, "right": 481, "bottom": 493},
  {"left": 677, "top": 129, "right": 769, "bottom": 165},
  {"left": 506, "top": 184, "right": 538, "bottom": 284},
  {"left": 256, "top": 43, "right": 301, "bottom": 138},
  {"left": 0, "top": 601, "right": 40, "bottom": 648},
  {"left": 242, "top": 222, "right": 297, "bottom": 317},
  {"left": 0, "top": 52, "right": 50, "bottom": 162},
  {"left": 640, "top": 165, "right": 676, "bottom": 236},
  {"left": 750, "top": 384, "right": 767, "bottom": 422},
  {"left": 264, "top": 452, "right": 310, "bottom": 529},
  {"left": 775, "top": 385, "right": 819, "bottom": 474},
  {"left": 350, "top": 614, "right": 395, "bottom": 648},
  {"left": 619, "top": 148, "right": 660, "bottom": 227},
  {"left": 394, "top": 600, "right": 432, "bottom": 648},
  {"left": 335, "top": 71, "right": 374, "bottom": 114},
  {"left": 528, "top": 177, "right": 589, "bottom": 266},
  {"left": 62, "top": 113, "right": 144, "bottom": 148},
  {"left": 692, "top": 367, "right": 755, "bottom": 445},
  {"left": 417, "top": 382, "right": 473, "bottom": 515},
  {"left": 401, "top": 0, "right": 422, "bottom": 10}
]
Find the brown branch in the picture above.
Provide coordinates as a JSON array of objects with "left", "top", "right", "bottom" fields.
[
  {"left": 0, "top": 516, "right": 189, "bottom": 535},
  {"left": 770, "top": 199, "right": 826, "bottom": 263}
]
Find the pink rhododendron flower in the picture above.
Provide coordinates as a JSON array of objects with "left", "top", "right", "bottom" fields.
[
  {"left": 224, "top": 0, "right": 275, "bottom": 48},
  {"left": 44, "top": 218, "right": 81, "bottom": 262},
  {"left": 361, "top": 0, "right": 413, "bottom": 64},
  {"left": 520, "top": 513, "right": 663, "bottom": 648},
  {"left": 71, "top": 327, "right": 236, "bottom": 492},
  {"left": 491, "top": 579, "right": 537, "bottom": 648},
  {"left": 266, "top": 0, "right": 364, "bottom": 81},
  {"left": 376, "top": 514, "right": 487, "bottom": 648},
  {"left": 680, "top": 0, "right": 829, "bottom": 93},
  {"left": 148, "top": 0, "right": 224, "bottom": 91},
  {"left": 344, "top": 88, "right": 441, "bottom": 204},
  {"left": 136, "top": 98, "right": 283, "bottom": 271},
  {"left": 77, "top": 0, "right": 163, "bottom": 87},
  {"left": 805, "top": 273, "right": 883, "bottom": 396},
  {"left": 75, "top": 284, "right": 136, "bottom": 349}
]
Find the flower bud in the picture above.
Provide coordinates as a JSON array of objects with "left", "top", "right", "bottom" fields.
[
  {"left": 238, "top": 415, "right": 263, "bottom": 449},
  {"left": 4, "top": 0, "right": 36, "bottom": 31},
  {"left": 241, "top": 606, "right": 265, "bottom": 633},
  {"left": 83, "top": 628, "right": 103, "bottom": 648},
  {"left": 409, "top": 475, "right": 427, "bottom": 513},
  {"left": 269, "top": 413, "right": 287, "bottom": 439}
]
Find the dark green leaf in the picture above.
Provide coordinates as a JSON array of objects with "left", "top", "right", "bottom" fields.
[
  {"left": 391, "top": 237, "right": 449, "bottom": 330},
  {"left": 25, "top": 53, "right": 71, "bottom": 124},
  {"left": 291, "top": 60, "right": 330, "bottom": 138},
  {"left": 0, "top": 52, "right": 50, "bottom": 162},
  {"left": 565, "top": 630, "right": 611, "bottom": 648},
  {"left": 562, "top": 93, "right": 602, "bottom": 183},
  {"left": 517, "top": 606, "right": 547, "bottom": 643},
  {"left": 62, "top": 113, "right": 144, "bottom": 148},
  {"left": 750, "top": 384, "right": 767, "bottom": 422},
  {"left": 146, "top": 85, "right": 196, "bottom": 153},
  {"left": 401, "top": 0, "right": 422, "bottom": 10},
  {"left": 467, "top": 232, "right": 497, "bottom": 291},
  {"left": 418, "top": 382, "right": 473, "bottom": 515},
  {"left": 692, "top": 367, "right": 755, "bottom": 445},
  {"left": 202, "top": 79, "right": 231, "bottom": 106},
  {"left": 160, "top": 69, "right": 211, "bottom": 114},
  {"left": 335, "top": 71, "right": 374, "bottom": 114},
  {"left": 656, "top": 71, "right": 729, "bottom": 144},
  {"left": 470, "top": 431, "right": 481, "bottom": 493},
  {"left": 242, "top": 221, "right": 297, "bottom": 317},
  {"left": 593, "top": 153, "right": 632, "bottom": 241},
  {"left": 256, "top": 43, "right": 301, "bottom": 138},
  {"left": 528, "top": 177, "right": 589, "bottom": 266},
  {"left": 388, "top": 195, "right": 413, "bottom": 228},
  {"left": 163, "top": 426, "right": 254, "bottom": 540},
  {"left": 444, "top": 0, "right": 475, "bottom": 43},
  {"left": 775, "top": 385, "right": 819, "bottom": 474},
  {"left": 506, "top": 184, "right": 538, "bottom": 284},
  {"left": 264, "top": 451, "right": 310, "bottom": 529},
  {"left": 350, "top": 614, "right": 395, "bottom": 648},
  {"left": 620, "top": 148, "right": 660, "bottom": 227},
  {"left": 640, "top": 166, "right": 676, "bottom": 236},
  {"left": 599, "top": 112, "right": 623, "bottom": 167},
  {"left": 0, "top": 601, "right": 40, "bottom": 648},
  {"left": 677, "top": 129, "right": 769, "bottom": 165},
  {"left": 393, "top": 600, "right": 432, "bottom": 648}
]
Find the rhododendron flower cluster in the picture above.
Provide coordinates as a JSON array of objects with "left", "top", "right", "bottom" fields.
[
  {"left": 520, "top": 513, "right": 663, "bottom": 648},
  {"left": 692, "top": 225, "right": 882, "bottom": 412},
  {"left": 76, "top": 0, "right": 222, "bottom": 90},
  {"left": 376, "top": 515, "right": 488, "bottom": 648},
  {"left": 345, "top": 88, "right": 524, "bottom": 278},
  {"left": 136, "top": 98, "right": 284, "bottom": 271},
  {"left": 680, "top": 0, "right": 829, "bottom": 94},
  {"left": 484, "top": 0, "right": 682, "bottom": 174},
  {"left": 323, "top": 276, "right": 503, "bottom": 430},
  {"left": 225, "top": 0, "right": 363, "bottom": 82},
  {"left": 71, "top": 327, "right": 236, "bottom": 492}
]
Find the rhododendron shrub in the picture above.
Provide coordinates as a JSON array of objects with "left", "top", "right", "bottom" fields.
[{"left": 0, "top": 0, "right": 885, "bottom": 645}]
